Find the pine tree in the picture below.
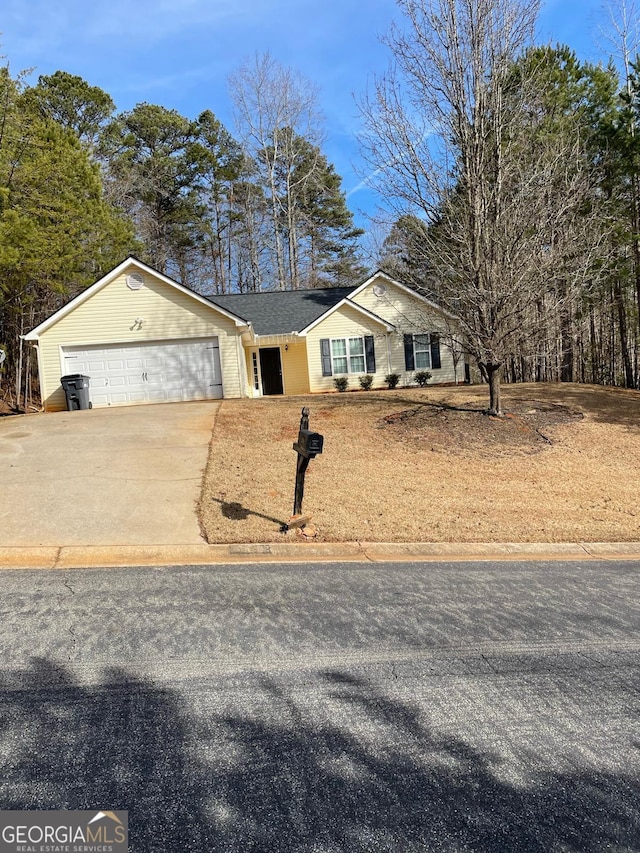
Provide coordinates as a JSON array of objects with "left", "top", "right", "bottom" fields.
[
  {"left": 0, "top": 66, "right": 134, "bottom": 408},
  {"left": 100, "top": 103, "right": 203, "bottom": 279}
]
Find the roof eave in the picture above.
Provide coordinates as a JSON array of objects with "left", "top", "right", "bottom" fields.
[
  {"left": 298, "top": 297, "right": 395, "bottom": 336},
  {"left": 349, "top": 269, "right": 459, "bottom": 320},
  {"left": 24, "top": 256, "right": 249, "bottom": 339}
]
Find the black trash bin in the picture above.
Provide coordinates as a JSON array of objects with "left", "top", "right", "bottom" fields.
[{"left": 60, "top": 374, "right": 92, "bottom": 411}]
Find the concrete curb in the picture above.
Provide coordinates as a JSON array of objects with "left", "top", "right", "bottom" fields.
[{"left": 0, "top": 541, "right": 639, "bottom": 570}]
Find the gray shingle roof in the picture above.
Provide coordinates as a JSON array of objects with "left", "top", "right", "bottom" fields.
[{"left": 208, "top": 287, "right": 357, "bottom": 335}]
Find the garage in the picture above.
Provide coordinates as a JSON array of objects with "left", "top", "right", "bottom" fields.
[
  {"left": 62, "top": 338, "right": 223, "bottom": 407},
  {"left": 24, "top": 257, "right": 251, "bottom": 411}
]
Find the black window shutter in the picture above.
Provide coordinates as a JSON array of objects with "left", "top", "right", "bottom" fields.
[
  {"left": 404, "top": 334, "right": 415, "bottom": 370},
  {"left": 430, "top": 333, "right": 441, "bottom": 369},
  {"left": 320, "top": 339, "right": 332, "bottom": 376},
  {"left": 364, "top": 336, "right": 376, "bottom": 373}
]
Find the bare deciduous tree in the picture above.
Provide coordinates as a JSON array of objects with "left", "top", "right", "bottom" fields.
[
  {"left": 359, "top": 0, "right": 607, "bottom": 413},
  {"left": 228, "top": 53, "right": 325, "bottom": 290}
]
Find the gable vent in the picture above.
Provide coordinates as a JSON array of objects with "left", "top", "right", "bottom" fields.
[
  {"left": 126, "top": 272, "right": 145, "bottom": 290},
  {"left": 372, "top": 283, "right": 387, "bottom": 297}
]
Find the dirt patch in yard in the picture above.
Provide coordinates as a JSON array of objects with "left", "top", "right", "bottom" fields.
[
  {"left": 377, "top": 398, "right": 584, "bottom": 455},
  {"left": 198, "top": 383, "right": 640, "bottom": 544}
]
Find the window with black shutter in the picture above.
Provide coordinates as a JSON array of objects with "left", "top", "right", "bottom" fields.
[
  {"left": 364, "top": 336, "right": 376, "bottom": 373},
  {"left": 403, "top": 334, "right": 415, "bottom": 370},
  {"left": 322, "top": 336, "right": 369, "bottom": 374},
  {"left": 430, "top": 333, "right": 441, "bottom": 369},
  {"left": 404, "top": 332, "right": 442, "bottom": 371},
  {"left": 320, "top": 339, "right": 332, "bottom": 376}
]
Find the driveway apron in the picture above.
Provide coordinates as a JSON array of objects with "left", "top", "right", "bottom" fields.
[{"left": 0, "top": 402, "right": 220, "bottom": 547}]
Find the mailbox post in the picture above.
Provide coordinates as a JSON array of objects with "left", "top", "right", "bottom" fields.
[{"left": 291, "top": 407, "right": 324, "bottom": 520}]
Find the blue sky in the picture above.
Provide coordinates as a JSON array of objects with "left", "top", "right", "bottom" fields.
[{"left": 0, "top": 0, "right": 621, "bottom": 235}]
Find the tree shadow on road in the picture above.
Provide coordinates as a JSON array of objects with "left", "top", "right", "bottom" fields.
[{"left": 0, "top": 658, "right": 638, "bottom": 852}]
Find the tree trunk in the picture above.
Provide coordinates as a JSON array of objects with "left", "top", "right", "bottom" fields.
[
  {"left": 486, "top": 363, "right": 502, "bottom": 416},
  {"left": 286, "top": 169, "right": 300, "bottom": 289},
  {"left": 614, "top": 278, "right": 634, "bottom": 387},
  {"left": 15, "top": 310, "right": 24, "bottom": 412},
  {"left": 213, "top": 194, "right": 227, "bottom": 293},
  {"left": 268, "top": 170, "right": 287, "bottom": 289},
  {"left": 536, "top": 301, "right": 546, "bottom": 382},
  {"left": 287, "top": 208, "right": 299, "bottom": 290},
  {"left": 559, "top": 293, "right": 574, "bottom": 382}
]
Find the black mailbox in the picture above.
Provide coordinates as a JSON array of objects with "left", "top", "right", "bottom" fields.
[
  {"left": 293, "top": 429, "right": 324, "bottom": 458},
  {"left": 289, "top": 407, "right": 324, "bottom": 521}
]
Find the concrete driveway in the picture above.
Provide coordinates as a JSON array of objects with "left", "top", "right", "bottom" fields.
[{"left": 0, "top": 402, "right": 220, "bottom": 547}]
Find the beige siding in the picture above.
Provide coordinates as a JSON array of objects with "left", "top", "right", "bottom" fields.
[
  {"left": 305, "top": 303, "right": 389, "bottom": 393},
  {"left": 281, "top": 341, "right": 310, "bottom": 395},
  {"left": 37, "top": 266, "right": 246, "bottom": 411},
  {"left": 352, "top": 275, "right": 462, "bottom": 385}
]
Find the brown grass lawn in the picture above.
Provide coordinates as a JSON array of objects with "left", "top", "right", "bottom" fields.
[{"left": 198, "top": 383, "right": 640, "bottom": 544}]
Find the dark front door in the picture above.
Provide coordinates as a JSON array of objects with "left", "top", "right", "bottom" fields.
[{"left": 259, "top": 347, "right": 284, "bottom": 395}]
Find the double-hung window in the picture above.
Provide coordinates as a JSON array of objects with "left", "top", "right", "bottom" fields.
[
  {"left": 413, "top": 334, "right": 431, "bottom": 369},
  {"left": 403, "top": 332, "right": 441, "bottom": 370},
  {"left": 320, "top": 335, "right": 375, "bottom": 376},
  {"left": 331, "top": 337, "right": 365, "bottom": 374}
]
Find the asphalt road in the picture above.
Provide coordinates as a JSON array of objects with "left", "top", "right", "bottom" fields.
[{"left": 0, "top": 560, "right": 639, "bottom": 852}]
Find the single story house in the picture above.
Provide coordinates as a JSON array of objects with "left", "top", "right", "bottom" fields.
[{"left": 24, "top": 257, "right": 465, "bottom": 411}]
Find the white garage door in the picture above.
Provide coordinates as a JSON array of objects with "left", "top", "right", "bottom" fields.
[{"left": 62, "top": 338, "right": 223, "bottom": 407}]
